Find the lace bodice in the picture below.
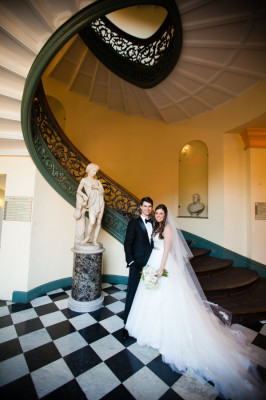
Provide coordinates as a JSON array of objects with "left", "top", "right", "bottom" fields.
[{"left": 153, "top": 233, "right": 164, "bottom": 250}]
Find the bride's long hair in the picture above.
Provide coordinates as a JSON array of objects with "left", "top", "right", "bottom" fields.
[{"left": 152, "top": 204, "right": 168, "bottom": 239}]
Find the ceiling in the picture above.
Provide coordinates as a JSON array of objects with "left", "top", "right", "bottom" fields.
[{"left": 0, "top": 0, "right": 266, "bottom": 154}]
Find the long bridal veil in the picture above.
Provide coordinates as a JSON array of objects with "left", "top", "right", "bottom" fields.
[{"left": 166, "top": 210, "right": 232, "bottom": 326}]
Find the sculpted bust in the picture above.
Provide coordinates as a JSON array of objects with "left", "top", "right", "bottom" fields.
[
  {"left": 187, "top": 193, "right": 205, "bottom": 217},
  {"left": 74, "top": 163, "right": 105, "bottom": 246}
]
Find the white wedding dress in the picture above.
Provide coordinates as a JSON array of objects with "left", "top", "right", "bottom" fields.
[{"left": 126, "top": 233, "right": 264, "bottom": 400}]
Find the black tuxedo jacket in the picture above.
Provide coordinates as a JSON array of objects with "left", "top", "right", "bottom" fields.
[{"left": 124, "top": 216, "right": 153, "bottom": 268}]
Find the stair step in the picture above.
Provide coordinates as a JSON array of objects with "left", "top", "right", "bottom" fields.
[
  {"left": 193, "top": 256, "right": 233, "bottom": 277},
  {"left": 214, "top": 278, "right": 266, "bottom": 323},
  {"left": 199, "top": 267, "right": 258, "bottom": 297},
  {"left": 190, "top": 247, "right": 211, "bottom": 260}
]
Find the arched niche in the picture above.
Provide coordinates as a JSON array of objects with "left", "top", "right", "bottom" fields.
[{"left": 178, "top": 140, "right": 208, "bottom": 218}]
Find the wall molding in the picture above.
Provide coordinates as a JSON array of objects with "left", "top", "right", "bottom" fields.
[{"left": 241, "top": 128, "right": 266, "bottom": 149}]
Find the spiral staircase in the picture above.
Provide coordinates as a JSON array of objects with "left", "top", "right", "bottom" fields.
[{"left": 0, "top": 0, "right": 266, "bottom": 320}]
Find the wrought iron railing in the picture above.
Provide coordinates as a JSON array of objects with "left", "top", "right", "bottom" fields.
[{"left": 32, "top": 82, "right": 141, "bottom": 242}]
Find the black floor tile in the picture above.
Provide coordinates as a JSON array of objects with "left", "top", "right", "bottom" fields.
[
  {"left": 147, "top": 355, "right": 182, "bottom": 386},
  {"left": 15, "top": 317, "right": 44, "bottom": 336},
  {"left": 62, "top": 286, "right": 72, "bottom": 291},
  {"left": 0, "top": 338, "right": 22, "bottom": 362},
  {"left": 0, "top": 373, "right": 38, "bottom": 399},
  {"left": 102, "top": 286, "right": 121, "bottom": 295},
  {"left": 64, "top": 345, "right": 101, "bottom": 377},
  {"left": 0, "top": 314, "right": 13, "bottom": 328},
  {"left": 46, "top": 320, "right": 76, "bottom": 340},
  {"left": 78, "top": 323, "right": 109, "bottom": 344},
  {"left": 89, "top": 307, "right": 114, "bottom": 322},
  {"left": 101, "top": 383, "right": 135, "bottom": 400},
  {"left": 112, "top": 328, "right": 136, "bottom": 347},
  {"left": 116, "top": 310, "right": 125, "bottom": 320},
  {"left": 49, "top": 292, "right": 69, "bottom": 301},
  {"left": 0, "top": 300, "right": 7, "bottom": 306},
  {"left": 8, "top": 302, "right": 32, "bottom": 313},
  {"left": 104, "top": 296, "right": 117, "bottom": 306},
  {"left": 242, "top": 321, "right": 263, "bottom": 332},
  {"left": 105, "top": 349, "right": 144, "bottom": 382},
  {"left": 24, "top": 342, "right": 61, "bottom": 372},
  {"left": 34, "top": 302, "right": 59, "bottom": 316},
  {"left": 42, "top": 379, "right": 87, "bottom": 400},
  {"left": 159, "top": 388, "right": 184, "bottom": 400},
  {"left": 61, "top": 308, "right": 82, "bottom": 319},
  {"left": 252, "top": 333, "right": 266, "bottom": 350}
]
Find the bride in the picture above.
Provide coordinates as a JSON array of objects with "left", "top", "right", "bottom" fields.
[{"left": 126, "top": 204, "right": 264, "bottom": 400}]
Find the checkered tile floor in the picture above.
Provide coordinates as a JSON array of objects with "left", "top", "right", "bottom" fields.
[{"left": 0, "top": 283, "right": 266, "bottom": 400}]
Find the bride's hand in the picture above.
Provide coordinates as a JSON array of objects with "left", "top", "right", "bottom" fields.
[{"left": 156, "top": 269, "right": 164, "bottom": 278}]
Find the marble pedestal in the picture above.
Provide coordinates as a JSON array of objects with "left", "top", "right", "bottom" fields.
[{"left": 68, "top": 244, "right": 105, "bottom": 313}]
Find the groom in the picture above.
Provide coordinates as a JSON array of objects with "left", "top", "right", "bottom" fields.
[{"left": 123, "top": 197, "right": 153, "bottom": 337}]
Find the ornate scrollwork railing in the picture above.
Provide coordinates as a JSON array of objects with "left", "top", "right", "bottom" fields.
[
  {"left": 32, "top": 83, "right": 141, "bottom": 241},
  {"left": 79, "top": 1, "right": 182, "bottom": 89},
  {"left": 90, "top": 17, "right": 174, "bottom": 67}
]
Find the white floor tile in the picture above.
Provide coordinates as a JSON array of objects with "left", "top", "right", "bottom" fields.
[
  {"left": 19, "top": 328, "right": 51, "bottom": 352},
  {"left": 250, "top": 343, "right": 266, "bottom": 367},
  {"left": 69, "top": 313, "right": 96, "bottom": 330},
  {"left": 101, "top": 283, "right": 112, "bottom": 289},
  {"left": 54, "top": 331, "right": 88, "bottom": 357},
  {"left": 114, "top": 284, "right": 127, "bottom": 291},
  {"left": 259, "top": 324, "right": 266, "bottom": 336},
  {"left": 128, "top": 342, "right": 158, "bottom": 365},
  {"left": 31, "top": 358, "right": 73, "bottom": 398},
  {"left": 30, "top": 296, "right": 52, "bottom": 307},
  {"left": 77, "top": 362, "right": 120, "bottom": 400},
  {"left": 0, "top": 305, "right": 9, "bottom": 317},
  {"left": 0, "top": 325, "right": 17, "bottom": 344},
  {"left": 90, "top": 334, "right": 124, "bottom": 361},
  {"left": 231, "top": 324, "right": 258, "bottom": 343},
  {"left": 172, "top": 370, "right": 217, "bottom": 400},
  {"left": 111, "top": 291, "right": 127, "bottom": 301},
  {"left": 54, "top": 298, "right": 69, "bottom": 310},
  {"left": 39, "top": 311, "right": 66, "bottom": 327},
  {"left": 106, "top": 301, "right": 125, "bottom": 314},
  {"left": 46, "top": 289, "right": 64, "bottom": 295},
  {"left": 124, "top": 366, "right": 168, "bottom": 400},
  {"left": 99, "top": 315, "right": 124, "bottom": 333},
  {"left": 0, "top": 354, "right": 29, "bottom": 386},
  {"left": 11, "top": 308, "right": 38, "bottom": 324}
]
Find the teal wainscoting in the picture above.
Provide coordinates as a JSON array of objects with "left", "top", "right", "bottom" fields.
[
  {"left": 12, "top": 275, "right": 128, "bottom": 303},
  {"left": 182, "top": 230, "right": 266, "bottom": 278},
  {"left": 12, "top": 233, "right": 265, "bottom": 303}
]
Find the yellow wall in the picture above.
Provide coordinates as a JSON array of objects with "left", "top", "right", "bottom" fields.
[{"left": 43, "top": 76, "right": 266, "bottom": 259}]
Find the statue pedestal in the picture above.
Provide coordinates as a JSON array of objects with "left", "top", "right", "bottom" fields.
[{"left": 68, "top": 244, "right": 105, "bottom": 313}]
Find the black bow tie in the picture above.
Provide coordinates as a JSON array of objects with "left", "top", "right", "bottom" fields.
[{"left": 145, "top": 218, "right": 153, "bottom": 224}]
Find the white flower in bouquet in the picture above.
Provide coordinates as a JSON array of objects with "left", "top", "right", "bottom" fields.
[{"left": 141, "top": 266, "right": 168, "bottom": 289}]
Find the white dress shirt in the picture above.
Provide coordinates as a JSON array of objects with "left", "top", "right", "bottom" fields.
[{"left": 141, "top": 215, "right": 153, "bottom": 243}]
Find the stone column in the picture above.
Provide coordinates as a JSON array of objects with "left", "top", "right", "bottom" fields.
[{"left": 68, "top": 244, "right": 105, "bottom": 312}]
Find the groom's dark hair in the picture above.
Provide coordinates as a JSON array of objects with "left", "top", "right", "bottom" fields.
[{"left": 140, "top": 197, "right": 153, "bottom": 206}]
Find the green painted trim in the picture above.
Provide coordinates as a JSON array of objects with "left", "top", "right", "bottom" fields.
[
  {"left": 182, "top": 230, "right": 266, "bottom": 278},
  {"left": 102, "top": 274, "right": 128, "bottom": 285},
  {"left": 12, "top": 278, "right": 72, "bottom": 303},
  {"left": 12, "top": 274, "right": 128, "bottom": 303}
]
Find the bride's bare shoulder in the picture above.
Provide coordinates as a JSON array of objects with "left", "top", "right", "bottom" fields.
[{"left": 163, "top": 224, "right": 173, "bottom": 237}]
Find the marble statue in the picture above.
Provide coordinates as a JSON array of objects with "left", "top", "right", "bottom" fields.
[
  {"left": 75, "top": 163, "right": 105, "bottom": 246},
  {"left": 187, "top": 193, "right": 205, "bottom": 217}
]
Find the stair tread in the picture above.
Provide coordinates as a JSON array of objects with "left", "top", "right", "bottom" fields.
[
  {"left": 190, "top": 247, "right": 210, "bottom": 258},
  {"left": 193, "top": 256, "right": 233, "bottom": 273},
  {"left": 214, "top": 278, "right": 266, "bottom": 315},
  {"left": 199, "top": 267, "right": 258, "bottom": 291}
]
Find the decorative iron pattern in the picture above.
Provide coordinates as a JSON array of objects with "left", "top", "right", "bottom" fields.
[
  {"left": 79, "top": 1, "right": 182, "bottom": 89},
  {"left": 33, "top": 84, "right": 141, "bottom": 224},
  {"left": 90, "top": 17, "right": 174, "bottom": 67}
]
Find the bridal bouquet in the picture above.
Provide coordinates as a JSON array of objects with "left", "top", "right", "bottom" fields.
[{"left": 141, "top": 266, "right": 168, "bottom": 289}]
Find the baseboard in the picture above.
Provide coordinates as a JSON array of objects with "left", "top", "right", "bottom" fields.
[{"left": 12, "top": 274, "right": 128, "bottom": 303}]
